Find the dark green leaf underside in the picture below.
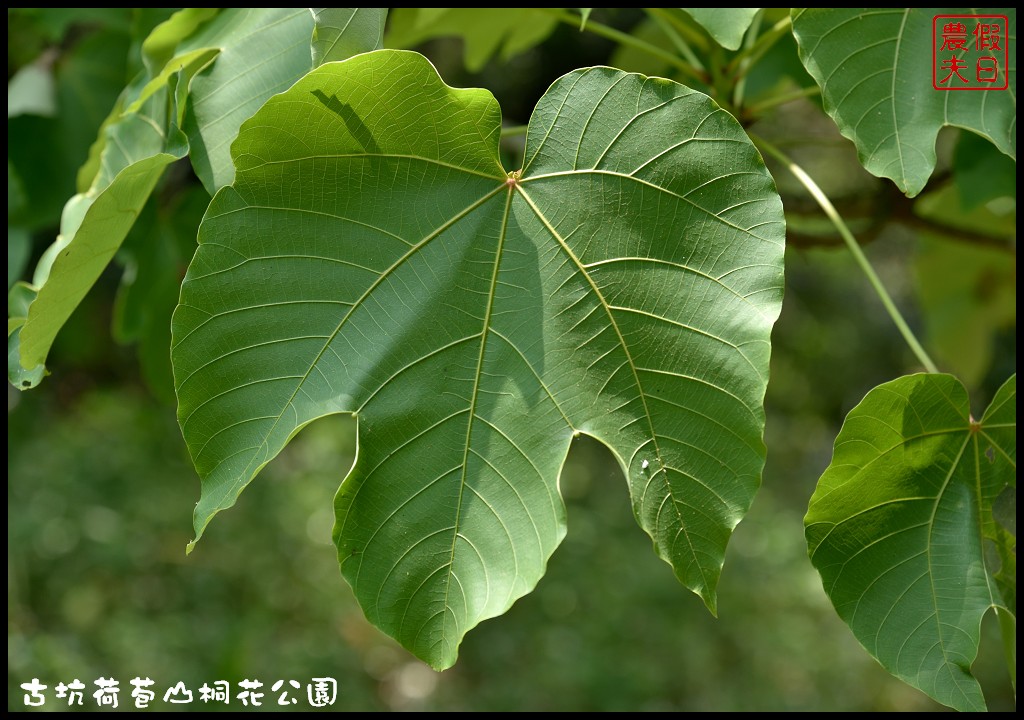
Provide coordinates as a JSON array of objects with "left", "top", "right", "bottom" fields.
[
  {"left": 806, "top": 373, "right": 1016, "bottom": 711},
  {"left": 172, "top": 49, "right": 785, "bottom": 669},
  {"left": 792, "top": 8, "right": 1016, "bottom": 197}
]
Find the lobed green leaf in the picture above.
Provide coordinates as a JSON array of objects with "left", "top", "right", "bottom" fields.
[{"left": 172, "top": 49, "right": 785, "bottom": 668}]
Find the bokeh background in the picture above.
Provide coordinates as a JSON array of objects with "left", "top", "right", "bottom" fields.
[{"left": 8, "top": 8, "right": 1016, "bottom": 711}]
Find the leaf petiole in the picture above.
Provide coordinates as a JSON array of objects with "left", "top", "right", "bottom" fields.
[
  {"left": 743, "top": 86, "right": 820, "bottom": 117},
  {"left": 731, "top": 9, "right": 762, "bottom": 109},
  {"left": 540, "top": 8, "right": 705, "bottom": 84},
  {"left": 751, "top": 133, "right": 940, "bottom": 374},
  {"left": 728, "top": 16, "right": 791, "bottom": 79},
  {"left": 644, "top": 8, "right": 705, "bottom": 72}
]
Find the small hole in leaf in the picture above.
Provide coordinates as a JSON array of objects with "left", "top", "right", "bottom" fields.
[
  {"left": 985, "top": 446, "right": 995, "bottom": 463},
  {"left": 21, "top": 380, "right": 31, "bottom": 387}
]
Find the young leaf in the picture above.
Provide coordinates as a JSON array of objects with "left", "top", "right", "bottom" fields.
[
  {"left": 806, "top": 373, "right": 1017, "bottom": 711},
  {"left": 791, "top": 8, "right": 1017, "bottom": 197},
  {"left": 140, "top": 7, "right": 219, "bottom": 76},
  {"left": 681, "top": 8, "right": 761, "bottom": 51},
  {"left": 172, "top": 49, "right": 785, "bottom": 669}
]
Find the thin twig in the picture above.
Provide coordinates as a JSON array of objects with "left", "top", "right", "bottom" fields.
[{"left": 744, "top": 86, "right": 821, "bottom": 116}]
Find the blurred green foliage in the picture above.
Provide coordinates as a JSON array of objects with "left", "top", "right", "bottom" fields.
[{"left": 7, "top": 7, "right": 1015, "bottom": 712}]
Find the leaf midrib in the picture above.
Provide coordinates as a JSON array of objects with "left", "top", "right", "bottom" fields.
[
  {"left": 514, "top": 183, "right": 712, "bottom": 596},
  {"left": 437, "top": 186, "right": 515, "bottom": 653},
  {"left": 923, "top": 431, "right": 976, "bottom": 703},
  {"left": 314, "top": 8, "right": 359, "bottom": 63},
  {"left": 889, "top": 8, "right": 910, "bottom": 189}
]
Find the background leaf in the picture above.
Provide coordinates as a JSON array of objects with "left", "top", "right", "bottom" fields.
[
  {"left": 9, "top": 7, "right": 387, "bottom": 388},
  {"left": 12, "top": 89, "right": 188, "bottom": 386},
  {"left": 953, "top": 130, "right": 1017, "bottom": 210},
  {"left": 8, "top": 26, "right": 133, "bottom": 231},
  {"left": 805, "top": 373, "right": 1017, "bottom": 711},
  {"left": 179, "top": 9, "right": 317, "bottom": 193},
  {"left": 172, "top": 49, "right": 785, "bottom": 669},
  {"left": 385, "top": 8, "right": 559, "bottom": 72},
  {"left": 7, "top": 60, "right": 57, "bottom": 118},
  {"left": 112, "top": 185, "right": 206, "bottom": 402},
  {"left": 179, "top": 8, "right": 389, "bottom": 193},
  {"left": 791, "top": 8, "right": 1017, "bottom": 197},
  {"left": 681, "top": 8, "right": 761, "bottom": 51},
  {"left": 311, "top": 8, "right": 386, "bottom": 66},
  {"left": 914, "top": 233, "right": 1015, "bottom": 388}
]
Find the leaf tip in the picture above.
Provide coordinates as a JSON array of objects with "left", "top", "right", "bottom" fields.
[
  {"left": 427, "top": 656, "right": 455, "bottom": 673},
  {"left": 701, "top": 589, "right": 719, "bottom": 618},
  {"left": 578, "top": 8, "right": 592, "bottom": 32}
]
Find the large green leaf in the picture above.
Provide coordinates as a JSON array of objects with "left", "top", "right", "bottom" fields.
[
  {"left": 385, "top": 8, "right": 558, "bottom": 72},
  {"left": 791, "top": 8, "right": 1017, "bottom": 197},
  {"left": 172, "top": 49, "right": 785, "bottom": 668},
  {"left": 681, "top": 8, "right": 760, "bottom": 50},
  {"left": 806, "top": 373, "right": 1017, "bottom": 711}
]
